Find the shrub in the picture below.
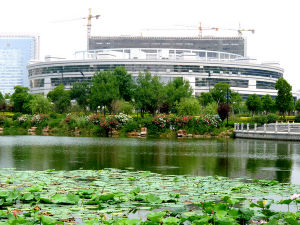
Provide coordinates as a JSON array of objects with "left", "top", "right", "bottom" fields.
[
  {"left": 295, "top": 114, "right": 300, "bottom": 122},
  {"left": 122, "top": 120, "right": 139, "bottom": 132},
  {"left": 266, "top": 113, "right": 279, "bottom": 123},
  {"left": 253, "top": 115, "right": 268, "bottom": 125}
]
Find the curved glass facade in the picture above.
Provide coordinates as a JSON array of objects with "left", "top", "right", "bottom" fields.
[{"left": 29, "top": 64, "right": 283, "bottom": 79}]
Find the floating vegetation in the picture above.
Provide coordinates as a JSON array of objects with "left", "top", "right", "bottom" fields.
[{"left": 0, "top": 169, "right": 299, "bottom": 224}]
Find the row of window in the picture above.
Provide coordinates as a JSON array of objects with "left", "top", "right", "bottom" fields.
[
  {"left": 30, "top": 79, "right": 44, "bottom": 88},
  {"left": 195, "top": 78, "right": 249, "bottom": 88},
  {"left": 28, "top": 64, "right": 283, "bottom": 79}
]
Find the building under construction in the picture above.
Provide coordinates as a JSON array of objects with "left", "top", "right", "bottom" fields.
[{"left": 88, "top": 36, "right": 246, "bottom": 57}]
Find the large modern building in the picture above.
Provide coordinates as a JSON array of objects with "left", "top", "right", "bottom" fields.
[
  {"left": 0, "top": 34, "right": 39, "bottom": 94},
  {"left": 28, "top": 47, "right": 284, "bottom": 99},
  {"left": 88, "top": 36, "right": 246, "bottom": 56}
]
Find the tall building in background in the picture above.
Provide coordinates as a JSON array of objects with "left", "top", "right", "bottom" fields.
[
  {"left": 0, "top": 34, "right": 39, "bottom": 94},
  {"left": 88, "top": 36, "right": 246, "bottom": 57}
]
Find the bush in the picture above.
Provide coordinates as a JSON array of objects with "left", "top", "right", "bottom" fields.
[
  {"left": 12, "top": 112, "right": 22, "bottom": 120},
  {"left": 253, "top": 115, "right": 268, "bottom": 125},
  {"left": 295, "top": 114, "right": 300, "bottom": 122},
  {"left": 266, "top": 113, "right": 279, "bottom": 123},
  {"left": 121, "top": 120, "right": 139, "bottom": 132}
]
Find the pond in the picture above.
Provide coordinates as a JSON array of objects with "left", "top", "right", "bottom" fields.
[{"left": 0, "top": 136, "right": 299, "bottom": 184}]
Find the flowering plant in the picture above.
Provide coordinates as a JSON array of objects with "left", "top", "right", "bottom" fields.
[
  {"left": 114, "top": 113, "right": 132, "bottom": 128},
  {"left": 152, "top": 115, "right": 173, "bottom": 128},
  {"left": 31, "top": 114, "right": 49, "bottom": 125},
  {"left": 88, "top": 114, "right": 103, "bottom": 125},
  {"left": 18, "top": 115, "right": 29, "bottom": 123}
]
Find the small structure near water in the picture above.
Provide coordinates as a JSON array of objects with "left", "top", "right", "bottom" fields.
[{"left": 234, "top": 122, "right": 300, "bottom": 141}]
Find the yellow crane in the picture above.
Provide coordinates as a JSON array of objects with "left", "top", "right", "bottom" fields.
[
  {"left": 86, "top": 8, "right": 100, "bottom": 49},
  {"left": 143, "top": 22, "right": 254, "bottom": 38}
]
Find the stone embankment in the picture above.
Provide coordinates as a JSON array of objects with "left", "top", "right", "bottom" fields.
[{"left": 234, "top": 122, "right": 300, "bottom": 141}]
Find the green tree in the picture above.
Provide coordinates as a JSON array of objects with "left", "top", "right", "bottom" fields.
[
  {"left": 0, "top": 92, "right": 4, "bottom": 104},
  {"left": 176, "top": 97, "right": 201, "bottom": 116},
  {"left": 165, "top": 77, "right": 192, "bottom": 112},
  {"left": 11, "top": 86, "right": 33, "bottom": 113},
  {"left": 261, "top": 94, "right": 275, "bottom": 114},
  {"left": 90, "top": 71, "right": 120, "bottom": 113},
  {"left": 70, "top": 81, "right": 90, "bottom": 110},
  {"left": 47, "top": 84, "right": 71, "bottom": 113},
  {"left": 245, "top": 94, "right": 262, "bottom": 115},
  {"left": 113, "top": 67, "right": 134, "bottom": 102},
  {"left": 30, "top": 95, "right": 52, "bottom": 114},
  {"left": 134, "top": 72, "right": 165, "bottom": 117},
  {"left": 198, "top": 92, "right": 214, "bottom": 107},
  {"left": 210, "top": 82, "right": 231, "bottom": 104},
  {"left": 275, "top": 78, "right": 294, "bottom": 116},
  {"left": 230, "top": 92, "right": 243, "bottom": 114},
  {"left": 295, "top": 99, "right": 300, "bottom": 112}
]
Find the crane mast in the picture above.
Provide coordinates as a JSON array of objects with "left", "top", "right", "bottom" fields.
[{"left": 86, "top": 8, "right": 100, "bottom": 50}]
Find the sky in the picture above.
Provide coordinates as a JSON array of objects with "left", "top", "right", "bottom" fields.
[{"left": 1, "top": 0, "right": 299, "bottom": 90}]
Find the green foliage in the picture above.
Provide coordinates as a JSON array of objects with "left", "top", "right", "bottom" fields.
[
  {"left": 230, "top": 92, "right": 243, "bottom": 114},
  {"left": 295, "top": 99, "right": 300, "bottom": 112},
  {"left": 121, "top": 120, "right": 139, "bottom": 132},
  {"left": 266, "top": 113, "right": 279, "bottom": 123},
  {"left": 70, "top": 81, "right": 90, "bottom": 109},
  {"left": 261, "top": 94, "right": 275, "bottom": 113},
  {"left": 294, "top": 114, "right": 300, "bottom": 122},
  {"left": 198, "top": 92, "right": 214, "bottom": 107},
  {"left": 134, "top": 72, "right": 165, "bottom": 116},
  {"left": 210, "top": 82, "right": 231, "bottom": 104},
  {"left": 275, "top": 78, "right": 294, "bottom": 115},
  {"left": 165, "top": 77, "right": 192, "bottom": 111},
  {"left": 30, "top": 94, "right": 52, "bottom": 114},
  {"left": 0, "top": 92, "right": 4, "bottom": 104},
  {"left": 10, "top": 86, "right": 32, "bottom": 113},
  {"left": 202, "top": 102, "right": 218, "bottom": 115},
  {"left": 90, "top": 71, "right": 120, "bottom": 112},
  {"left": 111, "top": 99, "right": 134, "bottom": 114},
  {"left": 113, "top": 67, "right": 135, "bottom": 101},
  {"left": 245, "top": 94, "right": 262, "bottom": 115},
  {"left": 47, "top": 84, "right": 71, "bottom": 113},
  {"left": 176, "top": 97, "right": 201, "bottom": 116}
]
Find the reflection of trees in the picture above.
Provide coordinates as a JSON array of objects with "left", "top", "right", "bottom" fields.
[{"left": 0, "top": 137, "right": 296, "bottom": 184}]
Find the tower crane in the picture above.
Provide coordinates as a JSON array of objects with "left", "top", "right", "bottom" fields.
[
  {"left": 86, "top": 8, "right": 100, "bottom": 49},
  {"left": 142, "top": 22, "right": 254, "bottom": 38}
]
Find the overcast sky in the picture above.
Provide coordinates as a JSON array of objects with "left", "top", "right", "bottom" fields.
[{"left": 1, "top": 0, "right": 299, "bottom": 90}]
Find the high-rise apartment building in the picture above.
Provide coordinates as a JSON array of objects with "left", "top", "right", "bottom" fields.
[{"left": 0, "top": 34, "right": 39, "bottom": 94}]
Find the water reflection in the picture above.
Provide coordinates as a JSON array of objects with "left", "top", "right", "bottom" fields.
[{"left": 0, "top": 136, "right": 299, "bottom": 184}]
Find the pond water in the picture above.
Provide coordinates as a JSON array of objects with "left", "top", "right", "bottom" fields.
[{"left": 0, "top": 136, "right": 299, "bottom": 184}]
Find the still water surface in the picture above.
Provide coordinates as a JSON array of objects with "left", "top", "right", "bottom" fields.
[{"left": 0, "top": 136, "right": 299, "bottom": 184}]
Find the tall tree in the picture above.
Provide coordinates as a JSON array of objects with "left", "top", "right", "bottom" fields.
[
  {"left": 0, "top": 92, "right": 4, "bottom": 104},
  {"left": 176, "top": 97, "right": 201, "bottom": 116},
  {"left": 90, "top": 71, "right": 120, "bottom": 113},
  {"left": 30, "top": 95, "right": 52, "bottom": 114},
  {"left": 245, "top": 94, "right": 262, "bottom": 115},
  {"left": 113, "top": 67, "right": 134, "bottom": 102},
  {"left": 295, "top": 99, "right": 300, "bottom": 112},
  {"left": 134, "top": 72, "right": 165, "bottom": 117},
  {"left": 70, "top": 81, "right": 90, "bottom": 110},
  {"left": 275, "top": 78, "right": 294, "bottom": 116},
  {"left": 11, "top": 86, "right": 32, "bottom": 113},
  {"left": 165, "top": 77, "right": 192, "bottom": 112},
  {"left": 198, "top": 92, "right": 214, "bottom": 107},
  {"left": 210, "top": 82, "right": 231, "bottom": 104},
  {"left": 261, "top": 94, "right": 275, "bottom": 114},
  {"left": 47, "top": 84, "right": 71, "bottom": 113},
  {"left": 230, "top": 92, "right": 243, "bottom": 114}
]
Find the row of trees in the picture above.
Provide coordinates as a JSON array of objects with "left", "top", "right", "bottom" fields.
[
  {"left": 48, "top": 67, "right": 193, "bottom": 116},
  {"left": 0, "top": 67, "right": 297, "bottom": 117}
]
